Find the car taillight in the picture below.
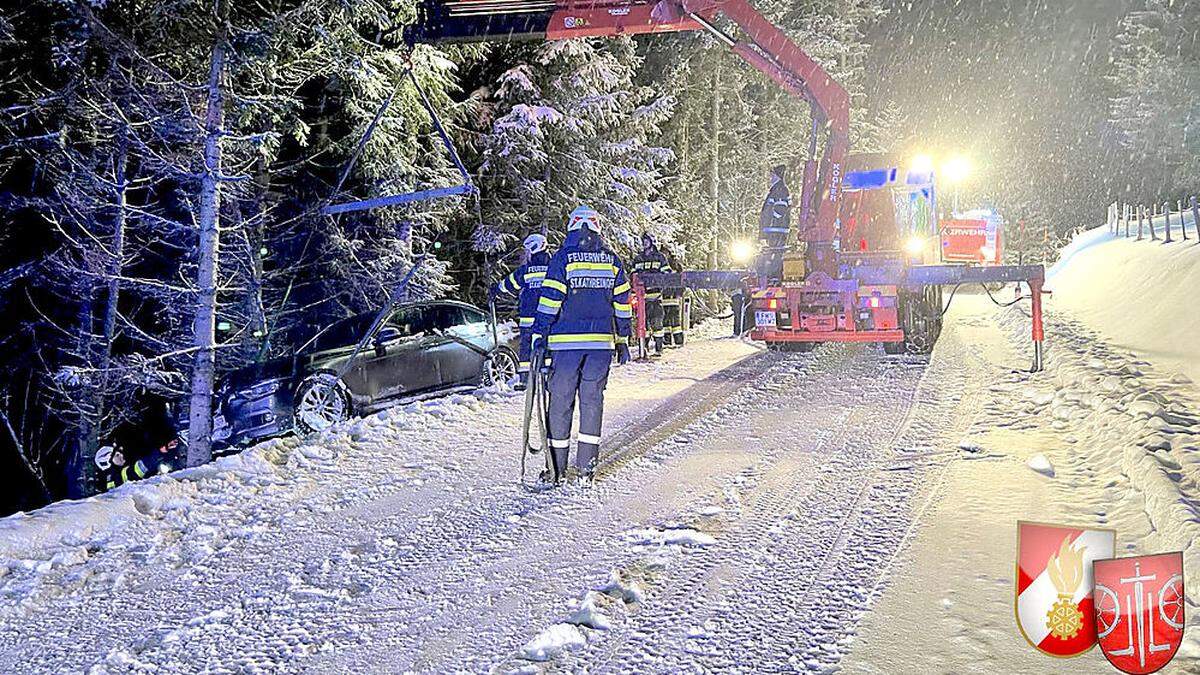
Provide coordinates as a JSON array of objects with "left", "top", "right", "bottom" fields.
[
  {"left": 869, "top": 296, "right": 880, "bottom": 308},
  {"left": 768, "top": 299, "right": 778, "bottom": 310}
]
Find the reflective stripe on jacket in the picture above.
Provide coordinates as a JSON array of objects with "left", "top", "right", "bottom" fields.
[
  {"left": 532, "top": 229, "right": 631, "bottom": 351},
  {"left": 632, "top": 248, "right": 671, "bottom": 300},
  {"left": 493, "top": 250, "right": 551, "bottom": 322}
]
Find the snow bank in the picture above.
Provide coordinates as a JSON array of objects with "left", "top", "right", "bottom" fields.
[
  {"left": 996, "top": 300, "right": 1200, "bottom": 658},
  {"left": 0, "top": 386, "right": 505, "bottom": 607},
  {"left": 1047, "top": 218, "right": 1200, "bottom": 383}
]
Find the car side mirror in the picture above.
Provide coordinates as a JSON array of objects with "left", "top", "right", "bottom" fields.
[{"left": 374, "top": 326, "right": 402, "bottom": 355}]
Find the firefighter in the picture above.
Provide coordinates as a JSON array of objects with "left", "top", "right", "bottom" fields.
[
  {"left": 100, "top": 386, "right": 181, "bottom": 491},
  {"left": 758, "top": 164, "right": 791, "bottom": 281},
  {"left": 102, "top": 439, "right": 179, "bottom": 491},
  {"left": 531, "top": 205, "right": 632, "bottom": 485},
  {"left": 661, "top": 246, "right": 685, "bottom": 348},
  {"left": 632, "top": 233, "right": 670, "bottom": 357},
  {"left": 490, "top": 233, "right": 551, "bottom": 390}
]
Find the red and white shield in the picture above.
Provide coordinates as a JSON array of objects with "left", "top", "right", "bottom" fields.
[
  {"left": 1093, "top": 552, "right": 1185, "bottom": 674},
  {"left": 1015, "top": 521, "right": 1116, "bottom": 657}
]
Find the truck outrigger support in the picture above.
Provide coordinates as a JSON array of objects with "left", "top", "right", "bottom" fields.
[{"left": 632, "top": 265, "right": 1048, "bottom": 373}]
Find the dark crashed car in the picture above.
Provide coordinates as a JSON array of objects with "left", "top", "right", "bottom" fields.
[{"left": 213, "top": 300, "right": 519, "bottom": 448}]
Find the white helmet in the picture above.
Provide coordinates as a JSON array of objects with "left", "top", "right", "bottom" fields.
[
  {"left": 95, "top": 445, "right": 115, "bottom": 470},
  {"left": 567, "top": 205, "right": 601, "bottom": 232},
  {"left": 523, "top": 233, "right": 548, "bottom": 255}
]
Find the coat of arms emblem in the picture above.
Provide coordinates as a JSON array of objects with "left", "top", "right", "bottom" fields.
[
  {"left": 1015, "top": 521, "right": 1115, "bottom": 657},
  {"left": 1093, "top": 552, "right": 1185, "bottom": 674}
]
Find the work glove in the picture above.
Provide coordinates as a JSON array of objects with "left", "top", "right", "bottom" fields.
[
  {"left": 616, "top": 342, "right": 631, "bottom": 366},
  {"left": 531, "top": 333, "right": 548, "bottom": 370}
]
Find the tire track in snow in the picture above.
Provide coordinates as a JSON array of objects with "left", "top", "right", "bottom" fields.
[
  {"left": 570, "top": 347, "right": 927, "bottom": 673},
  {"left": 563, "top": 323, "right": 991, "bottom": 673}
]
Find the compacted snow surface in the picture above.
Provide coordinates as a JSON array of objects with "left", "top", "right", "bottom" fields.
[{"left": 2, "top": 278, "right": 1199, "bottom": 673}]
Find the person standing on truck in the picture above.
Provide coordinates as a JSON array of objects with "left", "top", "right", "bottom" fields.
[
  {"left": 758, "top": 164, "right": 791, "bottom": 281},
  {"left": 661, "top": 246, "right": 685, "bottom": 348},
  {"left": 490, "top": 233, "right": 552, "bottom": 390},
  {"left": 632, "top": 233, "right": 670, "bottom": 357},
  {"left": 531, "top": 205, "right": 632, "bottom": 485}
]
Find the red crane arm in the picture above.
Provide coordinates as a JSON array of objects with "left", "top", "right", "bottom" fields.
[{"left": 408, "top": 0, "right": 849, "bottom": 261}]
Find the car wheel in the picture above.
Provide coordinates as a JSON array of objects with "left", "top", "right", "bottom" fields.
[
  {"left": 294, "top": 373, "right": 353, "bottom": 435},
  {"left": 484, "top": 347, "right": 519, "bottom": 388}
]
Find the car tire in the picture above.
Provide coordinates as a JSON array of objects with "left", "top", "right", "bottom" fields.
[
  {"left": 293, "top": 373, "right": 353, "bottom": 435},
  {"left": 483, "top": 347, "right": 519, "bottom": 389}
]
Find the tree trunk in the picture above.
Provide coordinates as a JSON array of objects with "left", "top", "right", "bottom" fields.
[
  {"left": 707, "top": 62, "right": 721, "bottom": 270},
  {"left": 67, "top": 296, "right": 97, "bottom": 499},
  {"left": 101, "top": 134, "right": 128, "bottom": 377},
  {"left": 71, "top": 131, "right": 130, "bottom": 496},
  {"left": 237, "top": 165, "right": 268, "bottom": 365},
  {"left": 187, "top": 35, "right": 227, "bottom": 468}
]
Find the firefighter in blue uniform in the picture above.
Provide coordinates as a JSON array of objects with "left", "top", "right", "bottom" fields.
[
  {"left": 531, "top": 205, "right": 632, "bottom": 484},
  {"left": 103, "top": 443, "right": 176, "bottom": 491},
  {"left": 632, "top": 233, "right": 670, "bottom": 357},
  {"left": 758, "top": 164, "right": 791, "bottom": 281},
  {"left": 661, "top": 246, "right": 685, "bottom": 348},
  {"left": 491, "top": 233, "right": 551, "bottom": 390}
]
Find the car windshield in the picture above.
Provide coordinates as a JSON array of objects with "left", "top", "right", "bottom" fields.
[{"left": 302, "top": 315, "right": 376, "bottom": 353}]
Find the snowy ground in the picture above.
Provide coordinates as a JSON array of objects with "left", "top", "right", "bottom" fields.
[
  {"left": 1048, "top": 219, "right": 1200, "bottom": 383},
  {"left": 843, "top": 293, "right": 1200, "bottom": 673},
  {"left": 1, "top": 281, "right": 1198, "bottom": 672}
]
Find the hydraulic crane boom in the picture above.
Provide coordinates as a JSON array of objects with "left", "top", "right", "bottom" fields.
[
  {"left": 407, "top": 0, "right": 849, "bottom": 271},
  {"left": 407, "top": 0, "right": 1049, "bottom": 372}
]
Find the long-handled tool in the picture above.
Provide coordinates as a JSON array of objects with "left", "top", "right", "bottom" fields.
[{"left": 520, "top": 346, "right": 558, "bottom": 488}]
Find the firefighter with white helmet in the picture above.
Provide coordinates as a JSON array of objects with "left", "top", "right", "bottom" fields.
[
  {"left": 491, "top": 233, "right": 552, "bottom": 390},
  {"left": 530, "top": 205, "right": 632, "bottom": 485}
]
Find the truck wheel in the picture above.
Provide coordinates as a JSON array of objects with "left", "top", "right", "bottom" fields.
[
  {"left": 883, "top": 342, "right": 906, "bottom": 355},
  {"left": 784, "top": 342, "right": 815, "bottom": 353},
  {"left": 899, "top": 290, "right": 939, "bottom": 355},
  {"left": 294, "top": 373, "right": 353, "bottom": 435}
]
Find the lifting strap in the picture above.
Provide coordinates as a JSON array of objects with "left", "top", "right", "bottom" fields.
[{"left": 322, "top": 66, "right": 474, "bottom": 216}]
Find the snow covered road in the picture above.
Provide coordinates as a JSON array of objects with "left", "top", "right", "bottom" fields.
[{"left": 3, "top": 293, "right": 1199, "bottom": 674}]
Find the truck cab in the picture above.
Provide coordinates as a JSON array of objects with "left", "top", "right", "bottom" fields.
[{"left": 750, "top": 153, "right": 944, "bottom": 353}]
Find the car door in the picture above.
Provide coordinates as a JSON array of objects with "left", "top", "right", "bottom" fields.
[
  {"left": 308, "top": 315, "right": 377, "bottom": 400},
  {"left": 371, "top": 306, "right": 443, "bottom": 399},
  {"left": 429, "top": 304, "right": 493, "bottom": 386}
]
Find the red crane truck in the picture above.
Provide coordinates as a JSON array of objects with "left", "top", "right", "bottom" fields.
[{"left": 407, "top": 0, "right": 1048, "bottom": 371}]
